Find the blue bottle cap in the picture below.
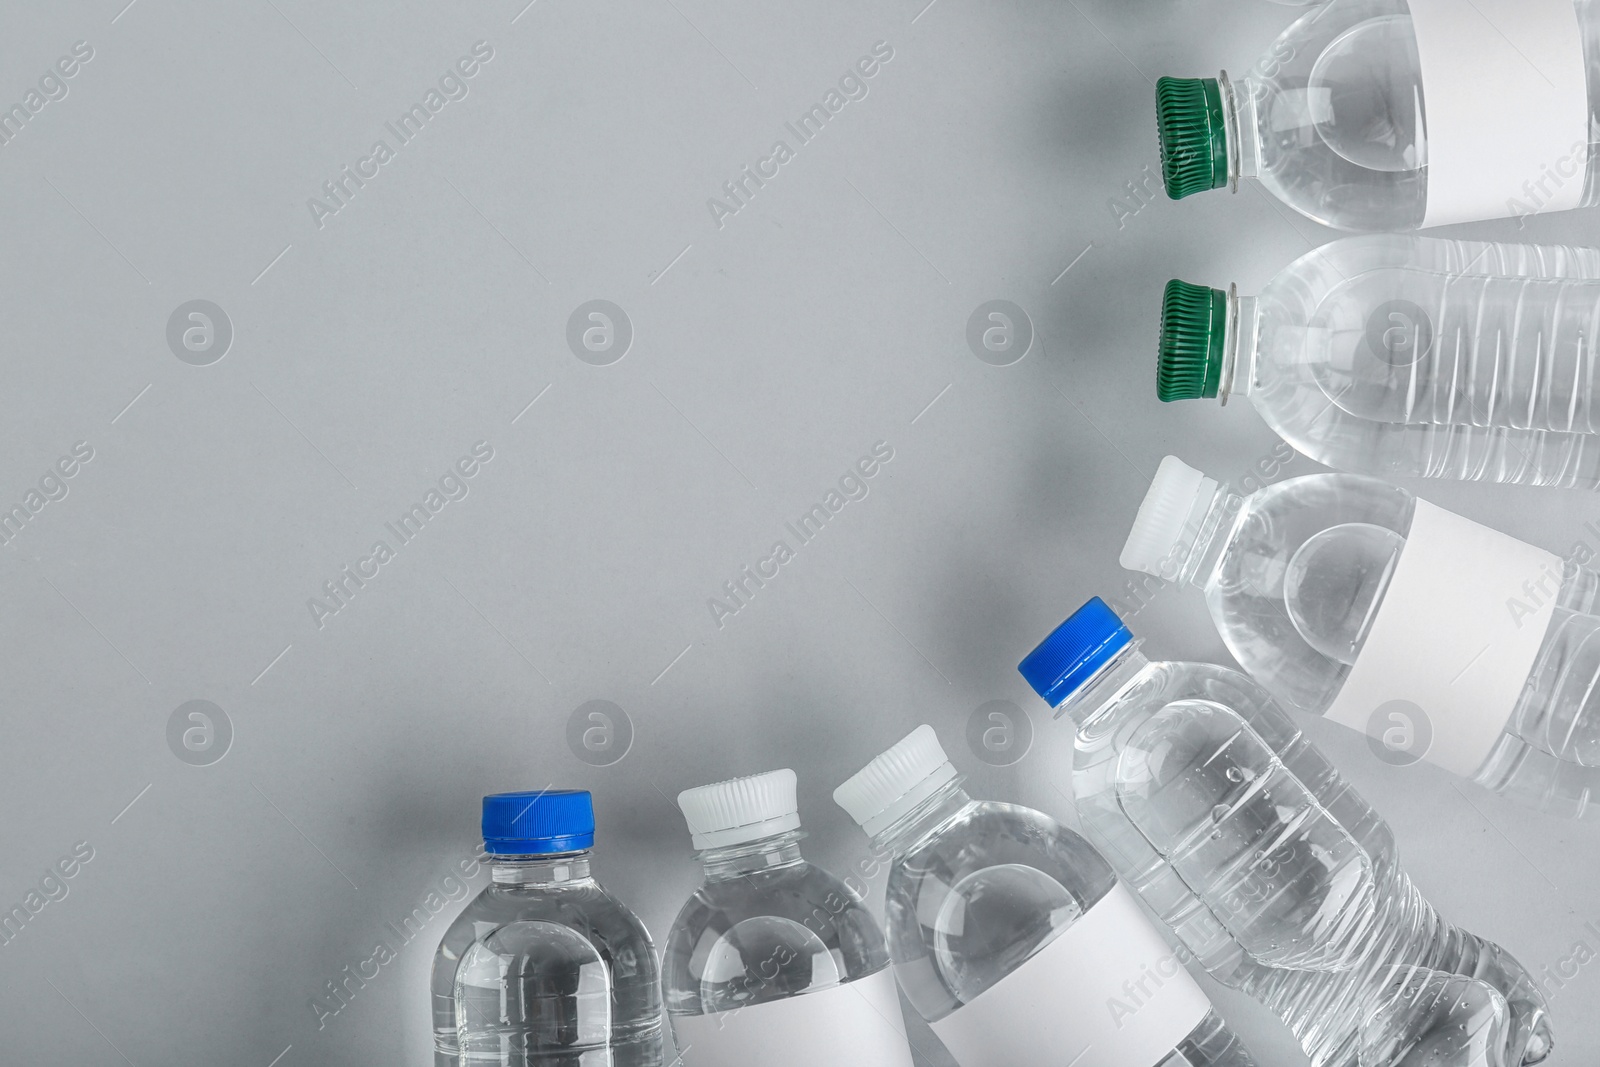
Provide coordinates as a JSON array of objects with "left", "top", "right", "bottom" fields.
[
  {"left": 1018, "top": 597, "right": 1134, "bottom": 708},
  {"left": 481, "top": 790, "right": 596, "bottom": 855}
]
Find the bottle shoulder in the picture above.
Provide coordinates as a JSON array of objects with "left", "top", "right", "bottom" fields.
[
  {"left": 662, "top": 859, "right": 891, "bottom": 1013},
  {"left": 434, "top": 880, "right": 659, "bottom": 982},
  {"left": 664, "top": 860, "right": 884, "bottom": 952},
  {"left": 879, "top": 800, "right": 1121, "bottom": 1023},
  {"left": 1194, "top": 476, "right": 1414, "bottom": 714},
  {"left": 1089, "top": 660, "right": 1303, "bottom": 753},
  {"left": 1084, "top": 661, "right": 1395, "bottom": 860},
  {"left": 1244, "top": 0, "right": 1427, "bottom": 230},
  {"left": 1227, "top": 474, "right": 1415, "bottom": 549},
  {"left": 888, "top": 800, "right": 1114, "bottom": 905}
]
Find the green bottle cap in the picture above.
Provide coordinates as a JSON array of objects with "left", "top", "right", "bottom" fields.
[
  {"left": 1156, "top": 77, "right": 1228, "bottom": 199},
  {"left": 1158, "top": 280, "right": 1227, "bottom": 402}
]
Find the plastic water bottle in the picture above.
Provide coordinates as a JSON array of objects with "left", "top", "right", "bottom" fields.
[
  {"left": 1157, "top": 0, "right": 1597, "bottom": 230},
  {"left": 1158, "top": 235, "right": 1600, "bottom": 488},
  {"left": 833, "top": 725, "right": 1259, "bottom": 1067},
  {"left": 1018, "top": 599, "right": 1554, "bottom": 1067},
  {"left": 431, "top": 790, "right": 663, "bottom": 1066},
  {"left": 663, "top": 769, "right": 915, "bottom": 1067},
  {"left": 1121, "top": 454, "right": 1600, "bottom": 818}
]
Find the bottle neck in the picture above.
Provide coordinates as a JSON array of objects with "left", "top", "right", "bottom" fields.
[
  {"left": 868, "top": 778, "right": 973, "bottom": 857},
  {"left": 1052, "top": 644, "right": 1151, "bottom": 727},
  {"left": 1221, "top": 71, "right": 1262, "bottom": 189},
  {"left": 491, "top": 849, "right": 595, "bottom": 887},
  {"left": 699, "top": 829, "right": 807, "bottom": 882},
  {"left": 1171, "top": 480, "right": 1242, "bottom": 589},
  {"left": 1217, "top": 73, "right": 1271, "bottom": 402},
  {"left": 1219, "top": 285, "right": 1259, "bottom": 405}
]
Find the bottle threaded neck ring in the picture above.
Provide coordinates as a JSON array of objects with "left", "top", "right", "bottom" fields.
[
  {"left": 1156, "top": 77, "right": 1229, "bottom": 199},
  {"left": 1158, "top": 280, "right": 1227, "bottom": 402}
]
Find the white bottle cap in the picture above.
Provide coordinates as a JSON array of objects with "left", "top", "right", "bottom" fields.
[
  {"left": 834, "top": 725, "right": 959, "bottom": 838},
  {"left": 1119, "top": 455, "right": 1218, "bottom": 577},
  {"left": 677, "top": 769, "right": 802, "bottom": 850}
]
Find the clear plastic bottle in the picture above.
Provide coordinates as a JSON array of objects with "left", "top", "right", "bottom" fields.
[
  {"left": 431, "top": 790, "right": 664, "bottom": 1066},
  {"left": 1158, "top": 235, "right": 1600, "bottom": 488},
  {"left": 663, "top": 769, "right": 915, "bottom": 1067},
  {"left": 1121, "top": 454, "right": 1600, "bottom": 818},
  {"left": 1156, "top": 0, "right": 1600, "bottom": 230},
  {"left": 1018, "top": 598, "right": 1555, "bottom": 1067},
  {"left": 833, "top": 725, "right": 1259, "bottom": 1067}
]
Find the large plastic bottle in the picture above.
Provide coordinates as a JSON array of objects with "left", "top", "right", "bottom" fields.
[
  {"left": 1121, "top": 454, "right": 1600, "bottom": 818},
  {"left": 1018, "top": 598, "right": 1554, "bottom": 1067},
  {"left": 431, "top": 789, "right": 664, "bottom": 1066},
  {"left": 1156, "top": 0, "right": 1598, "bottom": 231},
  {"left": 833, "top": 725, "right": 1259, "bottom": 1067},
  {"left": 1158, "top": 235, "right": 1600, "bottom": 488},
  {"left": 663, "top": 769, "right": 915, "bottom": 1067}
]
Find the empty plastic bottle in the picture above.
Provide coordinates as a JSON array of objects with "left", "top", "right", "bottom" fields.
[
  {"left": 663, "top": 769, "right": 915, "bottom": 1067},
  {"left": 1157, "top": 0, "right": 1596, "bottom": 230},
  {"left": 1018, "top": 598, "right": 1554, "bottom": 1067},
  {"left": 431, "top": 790, "right": 664, "bottom": 1066},
  {"left": 834, "top": 725, "right": 1259, "bottom": 1067},
  {"left": 1158, "top": 235, "right": 1600, "bottom": 488},
  {"left": 1121, "top": 454, "right": 1600, "bottom": 818}
]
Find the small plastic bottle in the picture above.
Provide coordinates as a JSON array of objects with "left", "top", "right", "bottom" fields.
[
  {"left": 834, "top": 725, "right": 1259, "bottom": 1067},
  {"left": 1018, "top": 598, "right": 1554, "bottom": 1067},
  {"left": 431, "top": 790, "right": 664, "bottom": 1066},
  {"left": 1121, "top": 454, "right": 1600, "bottom": 818},
  {"left": 663, "top": 769, "right": 915, "bottom": 1067},
  {"left": 1158, "top": 235, "right": 1600, "bottom": 488},
  {"left": 1157, "top": 0, "right": 1598, "bottom": 230}
]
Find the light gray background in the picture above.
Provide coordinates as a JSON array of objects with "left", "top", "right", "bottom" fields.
[{"left": 3, "top": 0, "right": 1597, "bottom": 1064}]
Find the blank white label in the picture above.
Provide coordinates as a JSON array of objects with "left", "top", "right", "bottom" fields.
[
  {"left": 929, "top": 885, "right": 1211, "bottom": 1067},
  {"left": 1410, "top": 0, "right": 1589, "bottom": 228},
  {"left": 671, "top": 968, "right": 914, "bottom": 1067},
  {"left": 1326, "top": 500, "right": 1558, "bottom": 777}
]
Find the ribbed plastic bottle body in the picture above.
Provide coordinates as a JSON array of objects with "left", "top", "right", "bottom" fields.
[
  {"left": 1178, "top": 468, "right": 1600, "bottom": 814},
  {"left": 1248, "top": 236, "right": 1600, "bottom": 487},
  {"left": 1480, "top": 561, "right": 1600, "bottom": 817},
  {"left": 661, "top": 829, "right": 893, "bottom": 1016},
  {"left": 431, "top": 855, "right": 664, "bottom": 1067},
  {"left": 1059, "top": 650, "right": 1552, "bottom": 1067},
  {"left": 1234, "top": 0, "right": 1600, "bottom": 231},
  {"left": 880, "top": 789, "right": 1255, "bottom": 1067}
]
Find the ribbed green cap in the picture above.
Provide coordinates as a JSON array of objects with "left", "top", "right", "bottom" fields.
[
  {"left": 1156, "top": 77, "right": 1228, "bottom": 199},
  {"left": 1158, "top": 280, "right": 1226, "bottom": 402}
]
